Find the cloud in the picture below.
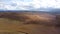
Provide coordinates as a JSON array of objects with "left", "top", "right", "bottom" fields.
[{"left": 0, "top": 0, "right": 60, "bottom": 10}]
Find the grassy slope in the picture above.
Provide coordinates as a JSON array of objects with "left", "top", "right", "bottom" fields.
[
  {"left": 0, "top": 12, "right": 59, "bottom": 34},
  {"left": 0, "top": 18, "right": 56, "bottom": 34}
]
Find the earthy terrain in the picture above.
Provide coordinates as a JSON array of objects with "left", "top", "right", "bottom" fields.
[{"left": 0, "top": 11, "right": 60, "bottom": 34}]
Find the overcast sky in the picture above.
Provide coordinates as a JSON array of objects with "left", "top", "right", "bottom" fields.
[{"left": 0, "top": 0, "right": 60, "bottom": 11}]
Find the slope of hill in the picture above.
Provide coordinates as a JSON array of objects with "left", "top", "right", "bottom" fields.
[{"left": 0, "top": 11, "right": 60, "bottom": 34}]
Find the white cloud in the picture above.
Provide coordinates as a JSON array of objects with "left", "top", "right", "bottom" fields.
[{"left": 0, "top": 0, "right": 60, "bottom": 10}]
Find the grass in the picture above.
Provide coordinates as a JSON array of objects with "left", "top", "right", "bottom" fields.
[{"left": 0, "top": 11, "right": 59, "bottom": 34}]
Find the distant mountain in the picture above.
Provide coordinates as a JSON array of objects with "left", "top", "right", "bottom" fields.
[
  {"left": 0, "top": 8, "right": 60, "bottom": 15},
  {"left": 49, "top": 9, "right": 60, "bottom": 15}
]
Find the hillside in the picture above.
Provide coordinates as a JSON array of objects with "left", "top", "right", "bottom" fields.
[{"left": 0, "top": 11, "right": 60, "bottom": 34}]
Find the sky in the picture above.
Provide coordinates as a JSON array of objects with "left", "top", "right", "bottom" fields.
[{"left": 0, "top": 0, "right": 60, "bottom": 11}]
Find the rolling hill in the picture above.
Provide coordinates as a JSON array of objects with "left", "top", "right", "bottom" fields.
[{"left": 0, "top": 11, "right": 60, "bottom": 34}]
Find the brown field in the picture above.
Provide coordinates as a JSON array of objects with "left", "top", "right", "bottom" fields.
[{"left": 0, "top": 12, "right": 60, "bottom": 34}]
